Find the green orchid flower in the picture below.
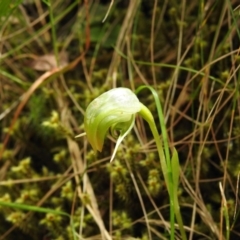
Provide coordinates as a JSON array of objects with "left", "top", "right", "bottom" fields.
[
  {"left": 84, "top": 88, "right": 141, "bottom": 162},
  {"left": 83, "top": 86, "right": 186, "bottom": 240}
]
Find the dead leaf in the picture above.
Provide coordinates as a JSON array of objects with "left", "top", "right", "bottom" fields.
[{"left": 31, "top": 51, "right": 68, "bottom": 71}]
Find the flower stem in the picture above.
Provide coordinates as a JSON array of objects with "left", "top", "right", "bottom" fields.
[
  {"left": 136, "top": 85, "right": 187, "bottom": 240},
  {"left": 139, "top": 103, "right": 175, "bottom": 240}
]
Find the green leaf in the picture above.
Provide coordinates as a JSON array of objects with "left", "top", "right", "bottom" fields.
[
  {"left": 171, "top": 148, "right": 180, "bottom": 192},
  {"left": 0, "top": 201, "right": 77, "bottom": 240},
  {"left": 0, "top": 200, "right": 68, "bottom": 216}
]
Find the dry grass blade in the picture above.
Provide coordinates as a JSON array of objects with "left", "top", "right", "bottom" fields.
[
  {"left": 106, "top": 0, "right": 139, "bottom": 86},
  {"left": 60, "top": 101, "right": 111, "bottom": 239}
]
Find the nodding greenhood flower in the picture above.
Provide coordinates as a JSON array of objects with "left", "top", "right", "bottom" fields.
[
  {"left": 84, "top": 88, "right": 141, "bottom": 162},
  {"left": 84, "top": 86, "right": 186, "bottom": 240}
]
